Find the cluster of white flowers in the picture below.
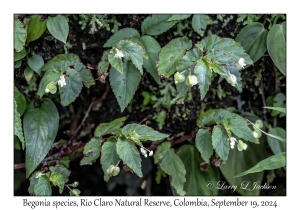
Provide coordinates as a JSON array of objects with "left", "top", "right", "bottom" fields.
[
  {"left": 57, "top": 75, "right": 67, "bottom": 87},
  {"left": 106, "top": 165, "right": 120, "bottom": 176},
  {"left": 115, "top": 48, "right": 124, "bottom": 59},
  {"left": 229, "top": 137, "right": 248, "bottom": 151},
  {"left": 45, "top": 74, "right": 67, "bottom": 94},
  {"left": 140, "top": 147, "right": 153, "bottom": 158}
]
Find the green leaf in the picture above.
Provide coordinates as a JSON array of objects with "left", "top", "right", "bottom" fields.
[
  {"left": 98, "top": 50, "right": 110, "bottom": 74},
  {"left": 14, "top": 86, "right": 27, "bottom": 116},
  {"left": 37, "top": 68, "right": 61, "bottom": 97},
  {"left": 177, "top": 145, "right": 219, "bottom": 195},
  {"left": 192, "top": 14, "right": 211, "bottom": 36},
  {"left": 70, "top": 189, "right": 81, "bottom": 196},
  {"left": 193, "top": 58, "right": 212, "bottom": 100},
  {"left": 267, "top": 127, "right": 286, "bottom": 154},
  {"left": 34, "top": 175, "right": 52, "bottom": 196},
  {"left": 142, "top": 14, "right": 178, "bottom": 36},
  {"left": 14, "top": 100, "right": 25, "bottom": 150},
  {"left": 24, "top": 66, "right": 34, "bottom": 83},
  {"left": 14, "top": 17, "right": 26, "bottom": 52},
  {"left": 140, "top": 36, "right": 161, "bottom": 84},
  {"left": 175, "top": 71, "right": 190, "bottom": 99},
  {"left": 95, "top": 116, "right": 127, "bottom": 137},
  {"left": 80, "top": 137, "right": 102, "bottom": 165},
  {"left": 100, "top": 137, "right": 120, "bottom": 181},
  {"left": 24, "top": 98, "right": 59, "bottom": 178},
  {"left": 27, "top": 15, "right": 47, "bottom": 43},
  {"left": 176, "top": 47, "right": 202, "bottom": 72},
  {"left": 27, "top": 53, "right": 44, "bottom": 76},
  {"left": 234, "top": 152, "right": 286, "bottom": 178},
  {"left": 117, "top": 40, "right": 145, "bottom": 74},
  {"left": 49, "top": 165, "right": 71, "bottom": 183},
  {"left": 212, "top": 125, "right": 230, "bottom": 161},
  {"left": 223, "top": 114, "right": 259, "bottom": 143},
  {"left": 109, "top": 60, "right": 142, "bottom": 112},
  {"left": 267, "top": 22, "right": 286, "bottom": 75},
  {"left": 220, "top": 139, "right": 265, "bottom": 195},
  {"left": 116, "top": 136, "right": 142, "bottom": 177},
  {"left": 79, "top": 68, "right": 95, "bottom": 88},
  {"left": 235, "top": 22, "right": 268, "bottom": 63},
  {"left": 122, "top": 123, "right": 169, "bottom": 141},
  {"left": 108, "top": 47, "right": 124, "bottom": 74},
  {"left": 14, "top": 48, "right": 27, "bottom": 61},
  {"left": 47, "top": 15, "right": 69, "bottom": 44},
  {"left": 157, "top": 37, "right": 192, "bottom": 78},
  {"left": 28, "top": 172, "right": 40, "bottom": 194},
  {"left": 103, "top": 28, "right": 140, "bottom": 47},
  {"left": 60, "top": 156, "right": 70, "bottom": 168},
  {"left": 59, "top": 69, "right": 83, "bottom": 106},
  {"left": 154, "top": 142, "right": 186, "bottom": 196},
  {"left": 49, "top": 172, "right": 65, "bottom": 194},
  {"left": 264, "top": 106, "right": 286, "bottom": 113},
  {"left": 195, "top": 128, "right": 213, "bottom": 163},
  {"left": 168, "top": 15, "right": 191, "bottom": 21}
]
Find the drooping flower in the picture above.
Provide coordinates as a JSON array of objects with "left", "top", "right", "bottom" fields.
[
  {"left": 149, "top": 151, "right": 153, "bottom": 157},
  {"left": 230, "top": 137, "right": 236, "bottom": 149},
  {"left": 174, "top": 72, "right": 185, "bottom": 84},
  {"left": 238, "top": 58, "right": 246, "bottom": 69},
  {"left": 186, "top": 75, "right": 198, "bottom": 87},
  {"left": 140, "top": 147, "right": 148, "bottom": 158},
  {"left": 58, "top": 75, "right": 67, "bottom": 88},
  {"left": 237, "top": 140, "right": 248, "bottom": 151},
  {"left": 229, "top": 74, "right": 237, "bottom": 86}
]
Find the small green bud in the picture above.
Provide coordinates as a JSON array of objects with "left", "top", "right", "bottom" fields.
[
  {"left": 174, "top": 72, "right": 185, "bottom": 84},
  {"left": 45, "top": 81, "right": 57, "bottom": 94},
  {"left": 186, "top": 75, "right": 198, "bottom": 87},
  {"left": 255, "top": 120, "right": 263, "bottom": 129},
  {"left": 106, "top": 165, "right": 120, "bottom": 176},
  {"left": 237, "top": 140, "right": 247, "bottom": 151},
  {"left": 229, "top": 74, "right": 237, "bottom": 86},
  {"left": 252, "top": 130, "right": 262, "bottom": 139}
]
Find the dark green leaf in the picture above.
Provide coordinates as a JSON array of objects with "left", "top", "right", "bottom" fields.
[
  {"left": 154, "top": 142, "right": 186, "bottom": 196},
  {"left": 176, "top": 47, "right": 202, "bottom": 72},
  {"left": 59, "top": 156, "right": 70, "bottom": 168},
  {"left": 194, "top": 58, "right": 212, "bottom": 100},
  {"left": 192, "top": 14, "right": 211, "bottom": 36},
  {"left": 103, "top": 28, "right": 140, "bottom": 47},
  {"left": 267, "top": 127, "right": 286, "bottom": 154},
  {"left": 157, "top": 37, "right": 192, "bottom": 78},
  {"left": 49, "top": 172, "right": 65, "bottom": 194},
  {"left": 197, "top": 108, "right": 219, "bottom": 127},
  {"left": 14, "top": 17, "right": 26, "bottom": 52},
  {"left": 177, "top": 145, "right": 219, "bottom": 195},
  {"left": 80, "top": 137, "right": 102, "bottom": 165},
  {"left": 212, "top": 125, "right": 230, "bottom": 161},
  {"left": 235, "top": 22, "right": 268, "bottom": 63},
  {"left": 59, "top": 69, "right": 83, "bottom": 106},
  {"left": 109, "top": 60, "right": 142, "bottom": 112},
  {"left": 34, "top": 175, "right": 52, "bottom": 196},
  {"left": 49, "top": 165, "right": 71, "bottom": 183},
  {"left": 14, "top": 48, "right": 27, "bottom": 61},
  {"left": 47, "top": 15, "right": 69, "bottom": 44},
  {"left": 195, "top": 128, "right": 213, "bottom": 163},
  {"left": 24, "top": 98, "right": 59, "bottom": 178},
  {"left": 116, "top": 136, "right": 142, "bottom": 177},
  {"left": 14, "top": 100, "right": 25, "bottom": 150},
  {"left": 168, "top": 15, "right": 191, "bottom": 21},
  {"left": 117, "top": 40, "right": 145, "bottom": 74},
  {"left": 267, "top": 22, "right": 286, "bottom": 75},
  {"left": 14, "top": 86, "right": 27, "bottom": 116},
  {"left": 95, "top": 116, "right": 127, "bottom": 137},
  {"left": 79, "top": 68, "right": 95, "bottom": 87},
  {"left": 140, "top": 36, "right": 161, "bottom": 84},
  {"left": 98, "top": 50, "right": 110, "bottom": 74},
  {"left": 122, "top": 123, "right": 169, "bottom": 141},
  {"left": 100, "top": 137, "right": 120, "bottom": 181},
  {"left": 234, "top": 152, "right": 286, "bottom": 178},
  {"left": 27, "top": 15, "right": 47, "bottom": 43},
  {"left": 27, "top": 53, "right": 44, "bottom": 76},
  {"left": 142, "top": 14, "right": 178, "bottom": 36}
]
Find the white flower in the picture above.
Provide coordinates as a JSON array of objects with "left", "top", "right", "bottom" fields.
[
  {"left": 230, "top": 137, "right": 236, "bottom": 149},
  {"left": 238, "top": 58, "right": 246, "bottom": 69},
  {"left": 149, "top": 151, "right": 153, "bottom": 157},
  {"left": 58, "top": 75, "right": 67, "bottom": 87},
  {"left": 115, "top": 48, "right": 124, "bottom": 59},
  {"left": 229, "top": 74, "right": 237, "bottom": 86},
  {"left": 186, "top": 75, "right": 198, "bottom": 87},
  {"left": 174, "top": 72, "right": 185, "bottom": 84},
  {"left": 45, "top": 88, "right": 50, "bottom": 93},
  {"left": 237, "top": 140, "right": 248, "bottom": 151}
]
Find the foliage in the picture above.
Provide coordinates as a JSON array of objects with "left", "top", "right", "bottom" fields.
[{"left": 14, "top": 14, "right": 286, "bottom": 196}]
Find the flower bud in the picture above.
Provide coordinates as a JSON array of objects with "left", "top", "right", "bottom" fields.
[
  {"left": 174, "top": 72, "right": 185, "bottom": 84},
  {"left": 238, "top": 58, "right": 246, "bottom": 69},
  {"left": 237, "top": 140, "right": 247, "bottom": 151},
  {"left": 106, "top": 165, "right": 120, "bottom": 176},
  {"left": 229, "top": 74, "right": 237, "bottom": 86},
  {"left": 252, "top": 129, "right": 262, "bottom": 139},
  {"left": 254, "top": 120, "right": 263, "bottom": 129},
  {"left": 45, "top": 81, "right": 57, "bottom": 94},
  {"left": 149, "top": 151, "right": 153, "bottom": 156},
  {"left": 186, "top": 75, "right": 198, "bottom": 87}
]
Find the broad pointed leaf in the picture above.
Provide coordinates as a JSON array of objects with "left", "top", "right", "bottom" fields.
[
  {"left": 236, "top": 22, "right": 268, "bottom": 63},
  {"left": 267, "top": 22, "right": 286, "bottom": 75},
  {"left": 157, "top": 37, "right": 192, "bottom": 78},
  {"left": 154, "top": 142, "right": 186, "bottom": 196},
  {"left": 103, "top": 28, "right": 140, "bottom": 47},
  {"left": 195, "top": 128, "right": 213, "bottom": 163},
  {"left": 47, "top": 15, "right": 69, "bottom": 44},
  {"left": 142, "top": 14, "right": 178, "bottom": 36},
  {"left": 14, "top": 17, "right": 26, "bottom": 52},
  {"left": 212, "top": 125, "right": 230, "bottom": 161},
  {"left": 267, "top": 127, "right": 286, "bottom": 155},
  {"left": 116, "top": 136, "right": 142, "bottom": 177},
  {"left": 168, "top": 15, "right": 191, "bottom": 21},
  {"left": 14, "top": 48, "right": 27, "bottom": 61},
  {"left": 117, "top": 40, "right": 145, "bottom": 74},
  {"left": 24, "top": 66, "right": 34, "bottom": 83},
  {"left": 108, "top": 47, "right": 124, "bottom": 73},
  {"left": 176, "top": 47, "right": 202, "bottom": 72},
  {"left": 177, "top": 145, "right": 219, "bottom": 195},
  {"left": 122, "top": 123, "right": 168, "bottom": 141},
  {"left": 34, "top": 175, "right": 52, "bottom": 196},
  {"left": 234, "top": 152, "right": 286, "bottom": 178},
  {"left": 79, "top": 68, "right": 95, "bottom": 88},
  {"left": 98, "top": 50, "right": 110, "bottom": 74},
  {"left": 14, "top": 100, "right": 25, "bottom": 149},
  {"left": 95, "top": 116, "right": 127, "bottom": 137},
  {"left": 109, "top": 60, "right": 141, "bottom": 112},
  {"left": 27, "top": 53, "right": 44, "bottom": 76},
  {"left": 192, "top": 14, "right": 211, "bottom": 36},
  {"left": 194, "top": 58, "right": 212, "bottom": 100},
  {"left": 80, "top": 137, "right": 102, "bottom": 165},
  {"left": 23, "top": 98, "right": 59, "bottom": 178},
  {"left": 27, "top": 15, "right": 47, "bottom": 43},
  {"left": 14, "top": 86, "right": 27, "bottom": 116},
  {"left": 100, "top": 137, "right": 120, "bottom": 181}
]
